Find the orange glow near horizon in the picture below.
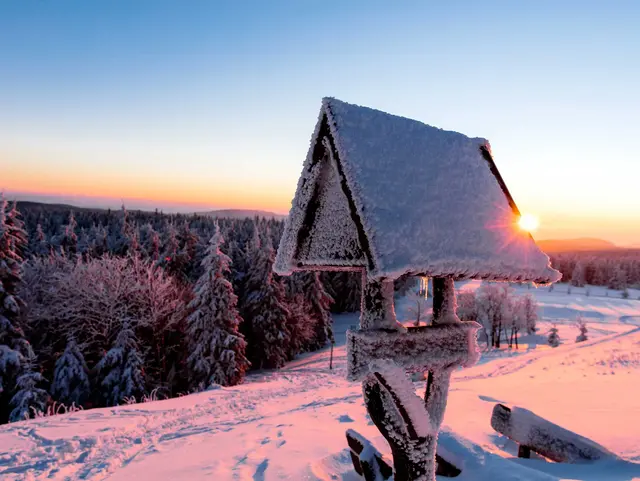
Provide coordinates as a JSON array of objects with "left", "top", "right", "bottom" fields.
[
  {"left": 4, "top": 155, "right": 640, "bottom": 246},
  {"left": 3, "top": 168, "right": 293, "bottom": 214}
]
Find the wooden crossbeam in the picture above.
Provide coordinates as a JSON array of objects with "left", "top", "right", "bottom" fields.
[{"left": 346, "top": 322, "right": 480, "bottom": 381}]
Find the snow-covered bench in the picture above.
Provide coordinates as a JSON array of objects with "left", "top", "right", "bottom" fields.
[{"left": 491, "top": 403, "right": 617, "bottom": 463}]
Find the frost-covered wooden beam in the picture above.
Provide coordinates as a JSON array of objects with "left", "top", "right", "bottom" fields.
[
  {"left": 491, "top": 404, "right": 617, "bottom": 463},
  {"left": 360, "top": 277, "right": 400, "bottom": 330},
  {"left": 346, "top": 322, "right": 479, "bottom": 381}
]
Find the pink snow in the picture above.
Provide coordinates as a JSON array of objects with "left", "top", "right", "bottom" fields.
[{"left": 0, "top": 288, "right": 639, "bottom": 480}]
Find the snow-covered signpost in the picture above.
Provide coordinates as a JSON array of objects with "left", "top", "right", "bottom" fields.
[{"left": 275, "top": 98, "right": 560, "bottom": 481}]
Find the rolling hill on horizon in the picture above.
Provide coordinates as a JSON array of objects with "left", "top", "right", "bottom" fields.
[
  {"left": 537, "top": 237, "right": 621, "bottom": 253},
  {"left": 14, "top": 200, "right": 285, "bottom": 220},
  {"left": 198, "top": 209, "right": 286, "bottom": 219}
]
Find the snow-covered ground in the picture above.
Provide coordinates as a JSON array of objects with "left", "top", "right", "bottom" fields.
[{"left": 1, "top": 286, "right": 639, "bottom": 480}]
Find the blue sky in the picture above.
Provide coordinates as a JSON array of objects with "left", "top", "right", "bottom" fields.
[{"left": 1, "top": 1, "right": 639, "bottom": 243}]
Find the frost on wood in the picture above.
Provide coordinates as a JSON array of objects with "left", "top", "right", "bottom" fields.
[
  {"left": 361, "top": 278, "right": 401, "bottom": 330},
  {"left": 369, "top": 359, "right": 436, "bottom": 437},
  {"left": 347, "top": 322, "right": 481, "bottom": 381},
  {"left": 346, "top": 429, "right": 394, "bottom": 481},
  {"left": 294, "top": 137, "right": 366, "bottom": 269},
  {"left": 431, "top": 277, "right": 459, "bottom": 325},
  {"left": 491, "top": 404, "right": 617, "bottom": 463},
  {"left": 363, "top": 364, "right": 438, "bottom": 481},
  {"left": 275, "top": 97, "right": 560, "bottom": 285},
  {"left": 347, "top": 429, "right": 461, "bottom": 480}
]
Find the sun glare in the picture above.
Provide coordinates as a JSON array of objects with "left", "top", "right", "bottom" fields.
[{"left": 518, "top": 213, "right": 539, "bottom": 232}]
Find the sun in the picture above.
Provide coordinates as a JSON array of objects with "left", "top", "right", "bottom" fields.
[{"left": 518, "top": 213, "right": 539, "bottom": 232}]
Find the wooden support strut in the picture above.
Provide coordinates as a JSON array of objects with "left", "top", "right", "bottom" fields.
[
  {"left": 346, "top": 276, "right": 475, "bottom": 480},
  {"left": 360, "top": 274, "right": 402, "bottom": 330}
]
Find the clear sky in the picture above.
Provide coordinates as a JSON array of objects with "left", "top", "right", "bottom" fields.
[{"left": 1, "top": 1, "right": 639, "bottom": 245}]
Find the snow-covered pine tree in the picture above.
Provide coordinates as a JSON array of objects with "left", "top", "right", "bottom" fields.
[
  {"left": 9, "top": 353, "right": 49, "bottom": 422},
  {"left": 284, "top": 292, "right": 315, "bottom": 358},
  {"left": 159, "top": 222, "right": 179, "bottom": 271},
  {"left": 61, "top": 211, "right": 78, "bottom": 256},
  {"left": 33, "top": 223, "right": 50, "bottom": 257},
  {"left": 51, "top": 338, "right": 90, "bottom": 407},
  {"left": 0, "top": 197, "right": 33, "bottom": 423},
  {"left": 571, "top": 261, "right": 586, "bottom": 287},
  {"left": 320, "top": 271, "right": 361, "bottom": 313},
  {"left": 140, "top": 223, "right": 160, "bottom": 261},
  {"left": 77, "top": 227, "right": 91, "bottom": 256},
  {"left": 548, "top": 325, "right": 560, "bottom": 347},
  {"left": 575, "top": 316, "right": 588, "bottom": 343},
  {"left": 296, "top": 272, "right": 334, "bottom": 350},
  {"left": 241, "top": 225, "right": 291, "bottom": 369},
  {"left": 186, "top": 225, "right": 249, "bottom": 390},
  {"left": 95, "top": 322, "right": 145, "bottom": 406},
  {"left": 609, "top": 266, "right": 628, "bottom": 291}
]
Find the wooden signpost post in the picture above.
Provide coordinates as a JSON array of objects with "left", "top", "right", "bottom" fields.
[{"left": 274, "top": 98, "right": 560, "bottom": 481}]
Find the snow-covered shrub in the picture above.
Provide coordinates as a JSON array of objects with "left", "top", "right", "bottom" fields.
[
  {"left": 29, "top": 401, "right": 83, "bottom": 419},
  {"left": 548, "top": 325, "right": 560, "bottom": 348},
  {"left": 575, "top": 316, "right": 588, "bottom": 343}
]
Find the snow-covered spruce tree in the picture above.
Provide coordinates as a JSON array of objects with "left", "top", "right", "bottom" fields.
[
  {"left": 609, "top": 266, "right": 628, "bottom": 291},
  {"left": 571, "top": 261, "right": 586, "bottom": 287},
  {"left": 575, "top": 316, "right": 588, "bottom": 343},
  {"left": 60, "top": 211, "right": 78, "bottom": 256},
  {"left": 241, "top": 226, "right": 291, "bottom": 370},
  {"left": 95, "top": 322, "right": 145, "bottom": 406},
  {"left": 9, "top": 354, "right": 49, "bottom": 422},
  {"left": 140, "top": 223, "right": 160, "bottom": 261},
  {"left": 299, "top": 272, "right": 334, "bottom": 350},
  {"left": 186, "top": 225, "right": 249, "bottom": 390},
  {"left": 0, "top": 198, "right": 34, "bottom": 423},
  {"left": 33, "top": 223, "right": 50, "bottom": 257},
  {"left": 51, "top": 337, "right": 90, "bottom": 407},
  {"left": 320, "top": 271, "right": 361, "bottom": 313},
  {"left": 548, "top": 325, "right": 560, "bottom": 348},
  {"left": 284, "top": 293, "right": 314, "bottom": 359}
]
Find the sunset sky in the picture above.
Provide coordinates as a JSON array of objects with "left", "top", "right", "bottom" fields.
[{"left": 1, "top": 1, "right": 639, "bottom": 245}]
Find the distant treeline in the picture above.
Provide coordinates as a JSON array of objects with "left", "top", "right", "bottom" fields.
[{"left": 548, "top": 250, "right": 640, "bottom": 290}]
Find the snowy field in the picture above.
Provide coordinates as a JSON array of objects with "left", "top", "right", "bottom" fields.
[{"left": 1, "top": 285, "right": 639, "bottom": 480}]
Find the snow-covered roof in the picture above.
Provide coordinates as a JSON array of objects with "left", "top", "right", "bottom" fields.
[{"left": 275, "top": 98, "right": 561, "bottom": 284}]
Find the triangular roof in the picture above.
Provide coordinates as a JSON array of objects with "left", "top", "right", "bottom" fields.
[{"left": 275, "top": 98, "right": 561, "bottom": 284}]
